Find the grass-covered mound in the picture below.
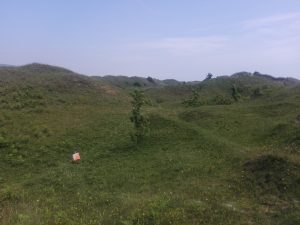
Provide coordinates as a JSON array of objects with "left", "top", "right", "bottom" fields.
[
  {"left": 0, "top": 64, "right": 299, "bottom": 224},
  {"left": 243, "top": 155, "right": 300, "bottom": 198}
]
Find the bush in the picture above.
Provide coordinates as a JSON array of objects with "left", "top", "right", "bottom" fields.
[
  {"left": 133, "top": 82, "right": 142, "bottom": 87},
  {"left": 231, "top": 85, "right": 241, "bottom": 101},
  {"left": 182, "top": 90, "right": 201, "bottom": 107},
  {"left": 147, "top": 76, "right": 155, "bottom": 84},
  {"left": 130, "top": 90, "right": 149, "bottom": 144}
]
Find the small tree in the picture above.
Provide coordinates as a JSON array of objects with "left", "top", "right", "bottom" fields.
[
  {"left": 205, "top": 73, "right": 213, "bottom": 80},
  {"left": 147, "top": 76, "right": 155, "bottom": 84},
  {"left": 130, "top": 90, "right": 149, "bottom": 144}
]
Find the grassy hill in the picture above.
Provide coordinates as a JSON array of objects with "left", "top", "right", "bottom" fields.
[
  {"left": 93, "top": 75, "right": 200, "bottom": 89},
  {"left": 0, "top": 64, "right": 123, "bottom": 110},
  {"left": 0, "top": 64, "right": 299, "bottom": 225}
]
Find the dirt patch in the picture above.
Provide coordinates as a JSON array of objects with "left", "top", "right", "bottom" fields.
[
  {"left": 103, "top": 85, "right": 118, "bottom": 96},
  {"left": 243, "top": 155, "right": 300, "bottom": 198},
  {"left": 96, "top": 84, "right": 118, "bottom": 96}
]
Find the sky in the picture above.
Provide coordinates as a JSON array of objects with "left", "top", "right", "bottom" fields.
[{"left": 1, "top": 0, "right": 300, "bottom": 80}]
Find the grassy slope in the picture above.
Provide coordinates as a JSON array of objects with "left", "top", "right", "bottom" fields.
[{"left": 0, "top": 65, "right": 300, "bottom": 225}]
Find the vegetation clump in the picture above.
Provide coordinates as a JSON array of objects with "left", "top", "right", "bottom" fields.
[
  {"left": 243, "top": 155, "right": 300, "bottom": 198},
  {"left": 133, "top": 81, "right": 142, "bottom": 87},
  {"left": 231, "top": 84, "right": 242, "bottom": 101},
  {"left": 182, "top": 89, "right": 201, "bottom": 107},
  {"left": 147, "top": 76, "right": 155, "bottom": 84},
  {"left": 204, "top": 73, "right": 213, "bottom": 80},
  {"left": 130, "top": 90, "right": 149, "bottom": 144}
]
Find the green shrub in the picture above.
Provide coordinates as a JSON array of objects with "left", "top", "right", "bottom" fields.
[
  {"left": 147, "top": 76, "right": 155, "bottom": 84},
  {"left": 0, "top": 186, "right": 21, "bottom": 202},
  {"left": 231, "top": 84, "right": 241, "bottom": 101},
  {"left": 130, "top": 90, "right": 149, "bottom": 144},
  {"left": 182, "top": 90, "right": 201, "bottom": 107},
  {"left": 133, "top": 82, "right": 142, "bottom": 87}
]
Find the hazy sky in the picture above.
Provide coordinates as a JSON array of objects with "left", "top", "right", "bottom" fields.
[{"left": 1, "top": 0, "right": 300, "bottom": 80}]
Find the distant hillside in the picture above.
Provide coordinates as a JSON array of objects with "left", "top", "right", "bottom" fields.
[
  {"left": 232, "top": 71, "right": 300, "bottom": 86},
  {"left": 0, "top": 64, "right": 15, "bottom": 68},
  {"left": 0, "top": 63, "right": 120, "bottom": 110},
  {"left": 19, "top": 63, "right": 75, "bottom": 74},
  {"left": 0, "top": 63, "right": 116, "bottom": 94},
  {"left": 2, "top": 63, "right": 298, "bottom": 90},
  {"left": 1, "top": 63, "right": 299, "bottom": 106},
  {"left": 144, "top": 71, "right": 300, "bottom": 104},
  {"left": 196, "top": 71, "right": 300, "bottom": 99},
  {"left": 93, "top": 75, "right": 200, "bottom": 88}
]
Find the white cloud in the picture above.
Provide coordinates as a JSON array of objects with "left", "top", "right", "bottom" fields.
[
  {"left": 240, "top": 12, "right": 300, "bottom": 47},
  {"left": 145, "top": 37, "right": 227, "bottom": 49},
  {"left": 238, "top": 12, "right": 300, "bottom": 63},
  {"left": 132, "top": 36, "right": 228, "bottom": 55},
  {"left": 133, "top": 12, "right": 300, "bottom": 55},
  {"left": 242, "top": 12, "right": 300, "bottom": 29},
  {"left": 113, "top": 12, "right": 300, "bottom": 80}
]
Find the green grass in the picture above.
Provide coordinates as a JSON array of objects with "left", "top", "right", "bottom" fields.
[{"left": 0, "top": 65, "right": 300, "bottom": 224}]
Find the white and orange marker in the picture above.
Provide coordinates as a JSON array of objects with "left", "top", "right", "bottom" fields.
[{"left": 72, "top": 152, "right": 81, "bottom": 161}]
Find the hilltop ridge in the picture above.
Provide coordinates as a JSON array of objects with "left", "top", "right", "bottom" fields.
[
  {"left": 1, "top": 63, "right": 299, "bottom": 107},
  {"left": 1, "top": 63, "right": 299, "bottom": 88}
]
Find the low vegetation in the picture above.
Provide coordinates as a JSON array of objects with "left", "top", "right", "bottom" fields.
[{"left": 0, "top": 64, "right": 299, "bottom": 224}]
